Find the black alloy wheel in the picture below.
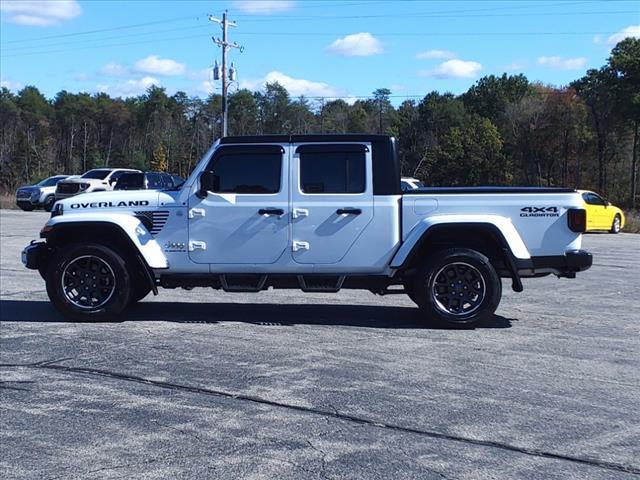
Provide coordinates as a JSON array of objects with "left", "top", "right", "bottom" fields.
[
  {"left": 413, "top": 248, "right": 502, "bottom": 328},
  {"left": 46, "top": 243, "right": 131, "bottom": 321}
]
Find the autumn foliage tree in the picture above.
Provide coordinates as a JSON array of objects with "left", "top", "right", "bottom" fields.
[{"left": 0, "top": 39, "right": 638, "bottom": 207}]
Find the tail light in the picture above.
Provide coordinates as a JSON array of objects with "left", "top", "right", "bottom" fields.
[{"left": 568, "top": 208, "right": 586, "bottom": 233}]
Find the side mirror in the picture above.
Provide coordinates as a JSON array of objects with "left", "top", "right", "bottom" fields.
[{"left": 197, "top": 171, "right": 218, "bottom": 198}]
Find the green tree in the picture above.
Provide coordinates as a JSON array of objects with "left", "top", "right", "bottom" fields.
[
  {"left": 418, "top": 115, "right": 508, "bottom": 186},
  {"left": 609, "top": 37, "right": 640, "bottom": 207},
  {"left": 572, "top": 67, "right": 622, "bottom": 194},
  {"left": 462, "top": 73, "right": 532, "bottom": 123},
  {"left": 255, "top": 82, "right": 291, "bottom": 134}
]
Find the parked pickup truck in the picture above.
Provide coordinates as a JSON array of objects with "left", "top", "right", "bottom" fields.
[
  {"left": 22, "top": 135, "right": 592, "bottom": 327},
  {"left": 55, "top": 168, "right": 141, "bottom": 200}
]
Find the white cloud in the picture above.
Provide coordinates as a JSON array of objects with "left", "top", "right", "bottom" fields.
[
  {"left": 0, "top": 0, "right": 81, "bottom": 26},
  {"left": 327, "top": 33, "right": 383, "bottom": 57},
  {"left": 606, "top": 25, "right": 640, "bottom": 46},
  {"left": 95, "top": 76, "right": 160, "bottom": 98},
  {"left": 232, "top": 0, "right": 295, "bottom": 14},
  {"left": 505, "top": 61, "right": 527, "bottom": 71},
  {"left": 99, "top": 62, "right": 129, "bottom": 77},
  {"left": 134, "top": 55, "right": 186, "bottom": 76},
  {"left": 593, "top": 34, "right": 602, "bottom": 45},
  {"left": 240, "top": 71, "right": 346, "bottom": 98},
  {"left": 187, "top": 68, "right": 212, "bottom": 81},
  {"left": 416, "top": 49, "right": 456, "bottom": 60},
  {"left": 197, "top": 80, "right": 216, "bottom": 95},
  {"left": 537, "top": 56, "right": 587, "bottom": 70},
  {"left": 419, "top": 59, "right": 482, "bottom": 79},
  {"left": 1, "top": 78, "right": 23, "bottom": 91}
]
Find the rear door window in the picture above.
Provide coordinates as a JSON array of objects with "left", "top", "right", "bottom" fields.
[{"left": 299, "top": 147, "right": 366, "bottom": 194}]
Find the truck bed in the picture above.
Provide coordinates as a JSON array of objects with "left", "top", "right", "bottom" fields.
[{"left": 406, "top": 186, "right": 576, "bottom": 194}]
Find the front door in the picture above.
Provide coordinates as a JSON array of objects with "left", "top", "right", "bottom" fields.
[
  {"left": 583, "top": 192, "right": 607, "bottom": 230},
  {"left": 188, "top": 144, "right": 289, "bottom": 264},
  {"left": 291, "top": 143, "right": 374, "bottom": 264}
]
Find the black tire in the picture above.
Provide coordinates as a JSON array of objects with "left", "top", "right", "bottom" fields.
[
  {"left": 43, "top": 195, "right": 55, "bottom": 212},
  {"left": 610, "top": 214, "right": 621, "bottom": 234},
  {"left": 128, "top": 280, "right": 151, "bottom": 305},
  {"left": 46, "top": 243, "right": 131, "bottom": 321},
  {"left": 404, "top": 282, "right": 420, "bottom": 305},
  {"left": 412, "top": 248, "right": 501, "bottom": 328}
]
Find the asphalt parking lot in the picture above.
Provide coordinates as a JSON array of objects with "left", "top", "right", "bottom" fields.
[{"left": 1, "top": 209, "right": 638, "bottom": 479}]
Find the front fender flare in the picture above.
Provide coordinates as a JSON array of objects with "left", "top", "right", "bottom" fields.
[
  {"left": 43, "top": 213, "right": 168, "bottom": 269},
  {"left": 390, "top": 215, "right": 530, "bottom": 269}
]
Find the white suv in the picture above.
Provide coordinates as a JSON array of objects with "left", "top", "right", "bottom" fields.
[{"left": 55, "top": 168, "right": 141, "bottom": 200}]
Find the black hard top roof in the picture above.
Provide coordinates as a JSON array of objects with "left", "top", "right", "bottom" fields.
[{"left": 219, "top": 134, "right": 392, "bottom": 144}]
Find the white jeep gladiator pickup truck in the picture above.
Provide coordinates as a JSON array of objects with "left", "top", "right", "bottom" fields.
[{"left": 22, "top": 135, "right": 592, "bottom": 327}]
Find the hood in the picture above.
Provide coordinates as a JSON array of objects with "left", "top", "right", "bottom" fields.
[
  {"left": 60, "top": 177, "right": 103, "bottom": 184},
  {"left": 58, "top": 189, "right": 161, "bottom": 212},
  {"left": 17, "top": 185, "right": 40, "bottom": 191}
]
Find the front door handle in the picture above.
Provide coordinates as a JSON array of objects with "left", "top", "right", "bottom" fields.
[
  {"left": 258, "top": 208, "right": 284, "bottom": 216},
  {"left": 336, "top": 208, "right": 362, "bottom": 215}
]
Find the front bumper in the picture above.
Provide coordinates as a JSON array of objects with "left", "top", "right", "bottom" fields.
[
  {"left": 516, "top": 249, "right": 593, "bottom": 278},
  {"left": 22, "top": 241, "right": 47, "bottom": 270},
  {"left": 55, "top": 192, "right": 79, "bottom": 200},
  {"left": 16, "top": 199, "right": 39, "bottom": 208}
]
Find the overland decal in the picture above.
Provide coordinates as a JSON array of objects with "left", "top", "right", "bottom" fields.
[
  {"left": 520, "top": 206, "right": 559, "bottom": 218},
  {"left": 70, "top": 200, "right": 150, "bottom": 209}
]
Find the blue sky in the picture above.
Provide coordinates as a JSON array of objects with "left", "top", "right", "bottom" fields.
[{"left": 1, "top": 0, "right": 638, "bottom": 104}]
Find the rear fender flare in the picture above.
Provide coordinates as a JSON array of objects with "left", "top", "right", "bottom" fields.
[{"left": 390, "top": 215, "right": 530, "bottom": 269}]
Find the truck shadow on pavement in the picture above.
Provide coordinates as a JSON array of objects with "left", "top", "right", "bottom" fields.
[{"left": 0, "top": 299, "right": 513, "bottom": 329}]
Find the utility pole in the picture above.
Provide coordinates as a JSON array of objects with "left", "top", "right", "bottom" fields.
[{"left": 210, "top": 11, "right": 242, "bottom": 137}]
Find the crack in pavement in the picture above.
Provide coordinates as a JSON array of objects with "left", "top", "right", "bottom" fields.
[{"left": 2, "top": 361, "right": 639, "bottom": 476}]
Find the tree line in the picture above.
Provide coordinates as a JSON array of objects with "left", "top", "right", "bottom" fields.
[{"left": 1, "top": 38, "right": 637, "bottom": 206}]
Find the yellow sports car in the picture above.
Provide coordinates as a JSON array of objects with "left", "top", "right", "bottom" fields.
[{"left": 578, "top": 190, "right": 625, "bottom": 233}]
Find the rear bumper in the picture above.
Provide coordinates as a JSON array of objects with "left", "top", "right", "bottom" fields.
[
  {"left": 516, "top": 249, "right": 592, "bottom": 278},
  {"left": 22, "top": 241, "right": 48, "bottom": 270}
]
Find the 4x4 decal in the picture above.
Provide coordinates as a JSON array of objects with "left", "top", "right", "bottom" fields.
[{"left": 520, "top": 206, "right": 559, "bottom": 218}]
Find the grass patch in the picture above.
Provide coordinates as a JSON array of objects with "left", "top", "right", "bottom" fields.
[
  {"left": 623, "top": 210, "right": 640, "bottom": 233},
  {"left": 0, "top": 194, "right": 18, "bottom": 210}
]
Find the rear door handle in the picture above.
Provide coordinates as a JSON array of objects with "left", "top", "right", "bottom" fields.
[
  {"left": 336, "top": 208, "right": 362, "bottom": 215},
  {"left": 258, "top": 208, "right": 284, "bottom": 216}
]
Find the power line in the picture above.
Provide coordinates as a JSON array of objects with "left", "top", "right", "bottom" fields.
[
  {"left": 1, "top": 15, "right": 204, "bottom": 44},
  {"left": 1, "top": 24, "right": 210, "bottom": 53},
  {"left": 235, "top": 30, "right": 617, "bottom": 37},
  {"left": 1, "top": 30, "right": 618, "bottom": 58},
  {"left": 235, "top": 10, "right": 637, "bottom": 22},
  {"left": 232, "top": 0, "right": 599, "bottom": 16}
]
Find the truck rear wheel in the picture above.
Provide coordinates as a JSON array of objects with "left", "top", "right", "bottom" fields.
[
  {"left": 46, "top": 243, "right": 131, "bottom": 321},
  {"left": 413, "top": 248, "right": 501, "bottom": 328}
]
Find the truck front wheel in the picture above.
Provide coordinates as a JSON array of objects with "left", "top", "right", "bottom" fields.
[
  {"left": 413, "top": 248, "right": 501, "bottom": 328},
  {"left": 46, "top": 243, "right": 131, "bottom": 321}
]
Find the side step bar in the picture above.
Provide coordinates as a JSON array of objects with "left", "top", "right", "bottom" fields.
[
  {"left": 297, "top": 275, "right": 345, "bottom": 293},
  {"left": 220, "top": 275, "right": 267, "bottom": 292}
]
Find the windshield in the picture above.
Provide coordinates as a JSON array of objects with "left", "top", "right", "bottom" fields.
[
  {"left": 81, "top": 170, "right": 110, "bottom": 180},
  {"left": 37, "top": 176, "right": 65, "bottom": 187}
]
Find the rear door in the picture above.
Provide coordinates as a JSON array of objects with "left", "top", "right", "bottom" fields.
[
  {"left": 188, "top": 144, "right": 289, "bottom": 264},
  {"left": 291, "top": 143, "right": 373, "bottom": 264}
]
